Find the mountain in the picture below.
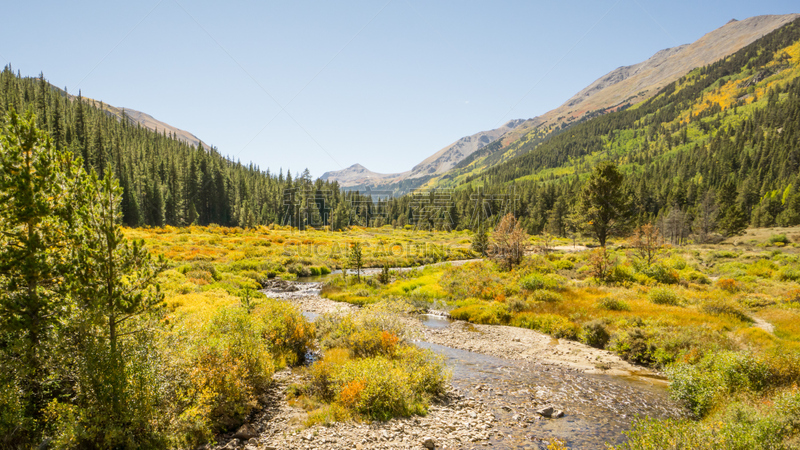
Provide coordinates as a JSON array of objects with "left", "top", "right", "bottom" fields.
[
  {"left": 320, "top": 119, "right": 525, "bottom": 190},
  {"left": 499, "top": 14, "right": 800, "bottom": 147},
  {"left": 341, "top": 16, "right": 800, "bottom": 233},
  {"left": 321, "top": 13, "right": 799, "bottom": 194},
  {"left": 56, "top": 88, "right": 210, "bottom": 150}
]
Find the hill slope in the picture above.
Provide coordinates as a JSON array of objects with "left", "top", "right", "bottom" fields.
[
  {"left": 323, "top": 14, "right": 798, "bottom": 195},
  {"left": 336, "top": 16, "right": 800, "bottom": 235},
  {"left": 320, "top": 119, "right": 525, "bottom": 189}
]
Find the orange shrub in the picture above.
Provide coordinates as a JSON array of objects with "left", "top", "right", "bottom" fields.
[{"left": 716, "top": 278, "right": 740, "bottom": 293}]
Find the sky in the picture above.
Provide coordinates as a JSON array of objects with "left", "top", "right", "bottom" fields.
[{"left": 2, "top": 1, "right": 798, "bottom": 178}]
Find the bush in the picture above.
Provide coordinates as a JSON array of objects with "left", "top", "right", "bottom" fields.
[
  {"left": 680, "top": 269, "right": 711, "bottom": 284},
  {"left": 581, "top": 320, "right": 610, "bottom": 349},
  {"left": 638, "top": 263, "right": 679, "bottom": 284},
  {"left": 332, "top": 357, "right": 416, "bottom": 420},
  {"left": 596, "top": 296, "right": 631, "bottom": 311},
  {"left": 609, "top": 328, "right": 658, "bottom": 366},
  {"left": 747, "top": 259, "right": 777, "bottom": 278},
  {"left": 701, "top": 298, "right": 752, "bottom": 323},
  {"left": 257, "top": 300, "right": 316, "bottom": 366},
  {"left": 607, "top": 264, "right": 636, "bottom": 284},
  {"left": 717, "top": 278, "right": 741, "bottom": 293},
  {"left": 777, "top": 266, "right": 800, "bottom": 282},
  {"left": 530, "top": 290, "right": 564, "bottom": 303},
  {"left": 668, "top": 351, "right": 771, "bottom": 417},
  {"left": 648, "top": 288, "right": 681, "bottom": 306},
  {"left": 553, "top": 259, "right": 575, "bottom": 270},
  {"left": 506, "top": 296, "right": 530, "bottom": 313},
  {"left": 512, "top": 313, "right": 580, "bottom": 340},
  {"left": 449, "top": 302, "right": 511, "bottom": 325},
  {"left": 768, "top": 234, "right": 791, "bottom": 245},
  {"left": 519, "top": 273, "right": 562, "bottom": 291},
  {"left": 178, "top": 307, "right": 276, "bottom": 441},
  {"left": 304, "top": 345, "right": 448, "bottom": 422}
]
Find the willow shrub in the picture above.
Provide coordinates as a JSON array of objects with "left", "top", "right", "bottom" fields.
[
  {"left": 168, "top": 298, "right": 314, "bottom": 447},
  {"left": 613, "top": 387, "right": 800, "bottom": 450},
  {"left": 305, "top": 300, "right": 449, "bottom": 423}
]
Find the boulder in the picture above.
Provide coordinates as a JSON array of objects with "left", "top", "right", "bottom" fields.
[
  {"left": 422, "top": 436, "right": 436, "bottom": 449},
  {"left": 233, "top": 423, "right": 258, "bottom": 440}
]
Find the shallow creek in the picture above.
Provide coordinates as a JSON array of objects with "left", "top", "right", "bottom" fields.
[{"left": 264, "top": 281, "right": 683, "bottom": 449}]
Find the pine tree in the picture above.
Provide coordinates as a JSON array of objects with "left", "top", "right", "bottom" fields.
[
  {"left": 579, "top": 162, "right": 632, "bottom": 247},
  {"left": 471, "top": 223, "right": 489, "bottom": 257},
  {"left": 0, "top": 110, "right": 83, "bottom": 430},
  {"left": 348, "top": 242, "right": 364, "bottom": 282},
  {"left": 72, "top": 170, "right": 165, "bottom": 427}
]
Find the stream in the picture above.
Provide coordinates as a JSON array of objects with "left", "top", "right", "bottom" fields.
[{"left": 263, "top": 279, "right": 683, "bottom": 449}]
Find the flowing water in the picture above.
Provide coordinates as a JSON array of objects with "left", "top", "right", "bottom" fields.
[
  {"left": 265, "top": 281, "right": 684, "bottom": 449},
  {"left": 415, "top": 317, "right": 681, "bottom": 449}
]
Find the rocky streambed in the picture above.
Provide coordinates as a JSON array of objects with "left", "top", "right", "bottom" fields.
[{"left": 210, "top": 280, "right": 684, "bottom": 450}]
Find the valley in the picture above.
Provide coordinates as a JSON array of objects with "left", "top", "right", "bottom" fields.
[{"left": 3, "top": 10, "right": 800, "bottom": 450}]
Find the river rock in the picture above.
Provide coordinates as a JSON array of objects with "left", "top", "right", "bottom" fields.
[
  {"left": 422, "top": 436, "right": 436, "bottom": 449},
  {"left": 232, "top": 423, "right": 258, "bottom": 440},
  {"left": 536, "top": 406, "right": 554, "bottom": 418}
]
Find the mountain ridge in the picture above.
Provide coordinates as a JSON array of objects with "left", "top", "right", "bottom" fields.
[{"left": 321, "top": 13, "right": 799, "bottom": 194}]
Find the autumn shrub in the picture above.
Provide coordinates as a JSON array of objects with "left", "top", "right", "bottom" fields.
[
  {"left": 717, "top": 278, "right": 741, "bottom": 293},
  {"left": 607, "top": 264, "right": 636, "bottom": 284},
  {"left": 747, "top": 259, "right": 777, "bottom": 278},
  {"left": 668, "top": 351, "right": 772, "bottom": 417},
  {"left": 768, "top": 234, "right": 791, "bottom": 245},
  {"left": 449, "top": 302, "right": 511, "bottom": 325},
  {"left": 530, "top": 290, "right": 564, "bottom": 303},
  {"left": 712, "top": 250, "right": 741, "bottom": 259},
  {"left": 596, "top": 296, "right": 631, "bottom": 311},
  {"left": 306, "top": 348, "right": 351, "bottom": 402},
  {"left": 397, "top": 345, "right": 449, "bottom": 398},
  {"left": 506, "top": 296, "right": 531, "bottom": 313},
  {"left": 648, "top": 287, "right": 681, "bottom": 305},
  {"left": 287, "top": 263, "right": 310, "bottom": 277},
  {"left": 173, "top": 307, "right": 276, "bottom": 444},
  {"left": 519, "top": 273, "right": 563, "bottom": 291},
  {"left": 257, "top": 300, "right": 316, "bottom": 366},
  {"left": 613, "top": 387, "right": 800, "bottom": 450},
  {"left": 638, "top": 263, "right": 679, "bottom": 284},
  {"left": 777, "top": 266, "right": 800, "bottom": 282},
  {"left": 581, "top": 319, "right": 610, "bottom": 349},
  {"left": 512, "top": 313, "right": 580, "bottom": 340},
  {"left": 609, "top": 328, "right": 658, "bottom": 366},
  {"left": 332, "top": 357, "right": 417, "bottom": 420},
  {"left": 680, "top": 269, "right": 711, "bottom": 284},
  {"left": 587, "top": 247, "right": 616, "bottom": 283},
  {"left": 440, "top": 262, "right": 505, "bottom": 300},
  {"left": 701, "top": 298, "right": 752, "bottom": 323},
  {"left": 553, "top": 259, "right": 575, "bottom": 270},
  {"left": 303, "top": 344, "right": 448, "bottom": 422}
]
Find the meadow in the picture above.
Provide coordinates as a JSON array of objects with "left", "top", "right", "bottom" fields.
[{"left": 28, "top": 222, "right": 800, "bottom": 448}]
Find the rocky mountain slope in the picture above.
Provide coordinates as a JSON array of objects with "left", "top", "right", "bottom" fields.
[
  {"left": 320, "top": 119, "right": 525, "bottom": 187},
  {"left": 499, "top": 13, "right": 800, "bottom": 147},
  {"left": 321, "top": 13, "right": 799, "bottom": 193}
]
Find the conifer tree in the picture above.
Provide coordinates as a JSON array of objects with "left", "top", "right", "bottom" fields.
[
  {"left": 579, "top": 162, "right": 632, "bottom": 247},
  {"left": 0, "top": 110, "right": 82, "bottom": 430}
]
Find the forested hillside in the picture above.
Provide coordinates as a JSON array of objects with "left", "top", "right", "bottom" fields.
[
  {"left": 369, "top": 17, "right": 800, "bottom": 240},
  {"left": 0, "top": 68, "right": 373, "bottom": 229}
]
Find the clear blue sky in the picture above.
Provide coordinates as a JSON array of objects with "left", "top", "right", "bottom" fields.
[{"left": 2, "top": 1, "right": 797, "bottom": 178}]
